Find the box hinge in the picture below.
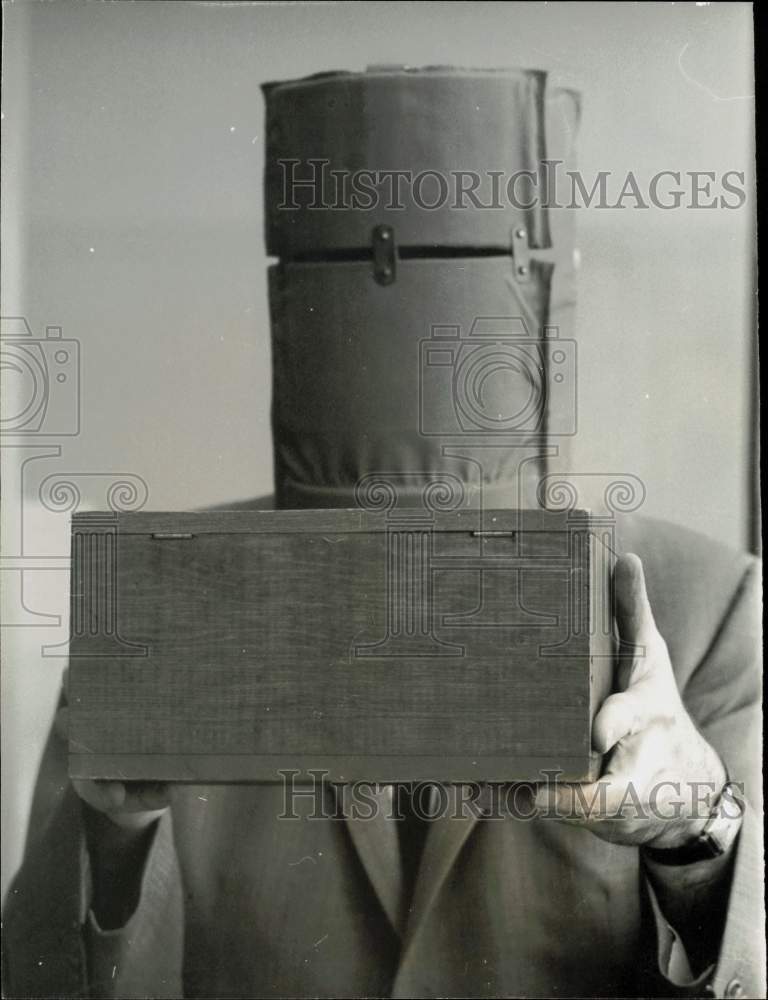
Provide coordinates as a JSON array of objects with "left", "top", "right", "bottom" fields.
[
  {"left": 471, "top": 531, "right": 518, "bottom": 537},
  {"left": 511, "top": 224, "right": 531, "bottom": 283},
  {"left": 372, "top": 224, "right": 396, "bottom": 285},
  {"left": 151, "top": 532, "right": 195, "bottom": 540}
]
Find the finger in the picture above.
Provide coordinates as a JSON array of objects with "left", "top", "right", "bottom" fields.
[
  {"left": 592, "top": 686, "right": 653, "bottom": 753},
  {"left": 72, "top": 779, "right": 126, "bottom": 813},
  {"left": 534, "top": 778, "right": 637, "bottom": 822},
  {"left": 122, "top": 783, "right": 171, "bottom": 813},
  {"left": 614, "top": 553, "right": 656, "bottom": 649}
]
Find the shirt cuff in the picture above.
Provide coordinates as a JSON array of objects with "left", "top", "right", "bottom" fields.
[{"left": 645, "top": 875, "right": 715, "bottom": 989}]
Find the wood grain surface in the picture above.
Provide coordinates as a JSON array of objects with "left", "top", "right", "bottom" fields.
[{"left": 68, "top": 508, "right": 614, "bottom": 782}]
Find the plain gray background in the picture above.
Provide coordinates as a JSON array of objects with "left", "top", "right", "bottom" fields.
[{"left": 0, "top": 0, "right": 756, "bottom": 898}]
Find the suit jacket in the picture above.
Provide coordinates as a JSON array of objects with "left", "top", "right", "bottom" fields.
[{"left": 2, "top": 512, "right": 764, "bottom": 999}]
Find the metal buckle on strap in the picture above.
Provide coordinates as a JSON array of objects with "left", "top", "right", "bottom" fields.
[
  {"left": 511, "top": 224, "right": 530, "bottom": 283},
  {"left": 372, "top": 224, "right": 396, "bottom": 285}
]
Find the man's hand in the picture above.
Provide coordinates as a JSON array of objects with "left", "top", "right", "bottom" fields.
[
  {"left": 534, "top": 553, "right": 728, "bottom": 849},
  {"left": 55, "top": 672, "right": 170, "bottom": 831},
  {"left": 55, "top": 671, "right": 171, "bottom": 928}
]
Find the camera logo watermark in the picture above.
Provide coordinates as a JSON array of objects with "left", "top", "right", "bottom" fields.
[
  {"left": 1, "top": 317, "right": 80, "bottom": 436},
  {"left": 1, "top": 315, "right": 151, "bottom": 655},
  {"left": 419, "top": 317, "right": 576, "bottom": 438}
]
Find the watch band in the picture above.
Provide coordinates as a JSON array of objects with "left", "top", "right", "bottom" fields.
[{"left": 643, "top": 781, "right": 744, "bottom": 866}]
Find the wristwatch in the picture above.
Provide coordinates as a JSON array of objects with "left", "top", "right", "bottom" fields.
[{"left": 643, "top": 782, "right": 745, "bottom": 866}]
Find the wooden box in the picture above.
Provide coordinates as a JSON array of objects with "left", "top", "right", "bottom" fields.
[{"left": 67, "top": 507, "right": 614, "bottom": 783}]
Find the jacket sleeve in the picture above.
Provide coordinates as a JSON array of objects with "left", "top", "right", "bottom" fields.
[
  {"left": 2, "top": 688, "right": 185, "bottom": 999},
  {"left": 641, "top": 556, "right": 765, "bottom": 998}
]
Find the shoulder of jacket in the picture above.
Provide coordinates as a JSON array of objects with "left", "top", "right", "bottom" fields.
[{"left": 615, "top": 513, "right": 758, "bottom": 675}]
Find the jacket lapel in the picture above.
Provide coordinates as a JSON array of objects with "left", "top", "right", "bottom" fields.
[
  {"left": 398, "top": 784, "right": 485, "bottom": 956},
  {"left": 337, "top": 784, "right": 404, "bottom": 934},
  {"left": 340, "top": 783, "right": 487, "bottom": 949}
]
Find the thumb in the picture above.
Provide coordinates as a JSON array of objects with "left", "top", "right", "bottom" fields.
[
  {"left": 592, "top": 686, "right": 653, "bottom": 753},
  {"left": 614, "top": 553, "right": 656, "bottom": 650}
]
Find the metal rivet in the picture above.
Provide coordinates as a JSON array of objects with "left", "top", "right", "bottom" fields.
[
  {"left": 372, "top": 223, "right": 396, "bottom": 285},
  {"left": 517, "top": 265, "right": 528, "bottom": 276},
  {"left": 515, "top": 228, "right": 527, "bottom": 239}
]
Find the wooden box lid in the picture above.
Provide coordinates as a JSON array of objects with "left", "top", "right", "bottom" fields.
[{"left": 67, "top": 507, "right": 614, "bottom": 784}]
